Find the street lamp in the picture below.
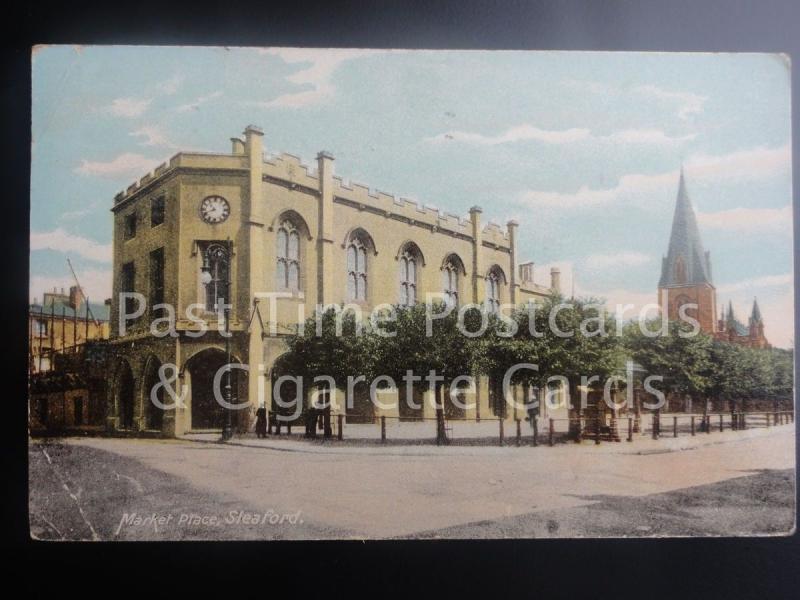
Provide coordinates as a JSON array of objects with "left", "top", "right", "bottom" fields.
[{"left": 202, "top": 239, "right": 234, "bottom": 442}]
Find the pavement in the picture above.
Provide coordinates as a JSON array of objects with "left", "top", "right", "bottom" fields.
[{"left": 28, "top": 424, "right": 796, "bottom": 540}]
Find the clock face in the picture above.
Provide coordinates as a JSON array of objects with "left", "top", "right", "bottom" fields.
[{"left": 199, "top": 196, "right": 230, "bottom": 224}]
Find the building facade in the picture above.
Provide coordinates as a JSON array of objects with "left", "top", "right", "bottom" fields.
[
  {"left": 107, "top": 126, "right": 559, "bottom": 436},
  {"left": 658, "top": 170, "right": 769, "bottom": 348},
  {"left": 29, "top": 286, "right": 110, "bottom": 374}
]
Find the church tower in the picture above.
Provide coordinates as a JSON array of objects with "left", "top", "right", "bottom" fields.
[{"left": 658, "top": 169, "right": 718, "bottom": 333}]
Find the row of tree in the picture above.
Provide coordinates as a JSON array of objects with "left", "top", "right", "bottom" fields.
[{"left": 280, "top": 295, "right": 793, "bottom": 421}]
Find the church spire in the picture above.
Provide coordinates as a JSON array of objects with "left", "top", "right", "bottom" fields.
[
  {"left": 749, "top": 297, "right": 763, "bottom": 325},
  {"left": 658, "top": 170, "right": 713, "bottom": 287}
]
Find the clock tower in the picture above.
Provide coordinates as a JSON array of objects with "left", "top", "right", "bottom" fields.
[{"left": 658, "top": 169, "right": 718, "bottom": 334}]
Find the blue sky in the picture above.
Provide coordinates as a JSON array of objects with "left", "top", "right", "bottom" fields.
[{"left": 31, "top": 46, "right": 794, "bottom": 346}]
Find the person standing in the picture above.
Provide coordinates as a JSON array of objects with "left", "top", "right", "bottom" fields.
[{"left": 255, "top": 402, "right": 267, "bottom": 438}]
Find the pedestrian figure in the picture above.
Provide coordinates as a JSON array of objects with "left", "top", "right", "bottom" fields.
[{"left": 255, "top": 402, "right": 267, "bottom": 438}]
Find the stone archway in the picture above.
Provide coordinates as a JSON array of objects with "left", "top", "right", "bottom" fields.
[
  {"left": 116, "top": 360, "right": 135, "bottom": 430},
  {"left": 185, "top": 348, "right": 236, "bottom": 430}
]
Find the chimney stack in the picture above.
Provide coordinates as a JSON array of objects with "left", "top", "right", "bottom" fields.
[
  {"left": 231, "top": 137, "right": 245, "bottom": 155},
  {"left": 69, "top": 285, "right": 83, "bottom": 309},
  {"left": 550, "top": 267, "right": 561, "bottom": 292},
  {"left": 519, "top": 262, "right": 535, "bottom": 285}
]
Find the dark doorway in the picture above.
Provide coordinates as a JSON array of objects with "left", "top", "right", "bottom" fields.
[
  {"left": 118, "top": 362, "right": 135, "bottom": 429},
  {"left": 188, "top": 349, "right": 230, "bottom": 430},
  {"left": 143, "top": 358, "right": 165, "bottom": 431}
]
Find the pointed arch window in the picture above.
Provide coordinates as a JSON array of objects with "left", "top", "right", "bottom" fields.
[
  {"left": 201, "top": 242, "right": 230, "bottom": 312},
  {"left": 399, "top": 246, "right": 419, "bottom": 306},
  {"left": 442, "top": 256, "right": 461, "bottom": 308},
  {"left": 276, "top": 220, "right": 300, "bottom": 291},
  {"left": 347, "top": 236, "right": 368, "bottom": 302},
  {"left": 485, "top": 267, "right": 503, "bottom": 314}
]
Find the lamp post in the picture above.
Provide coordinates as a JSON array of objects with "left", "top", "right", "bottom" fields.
[{"left": 202, "top": 239, "right": 235, "bottom": 441}]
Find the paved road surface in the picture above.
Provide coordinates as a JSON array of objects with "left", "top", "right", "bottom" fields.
[{"left": 29, "top": 426, "right": 795, "bottom": 540}]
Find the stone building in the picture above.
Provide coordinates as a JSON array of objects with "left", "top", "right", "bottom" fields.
[
  {"left": 29, "top": 286, "right": 110, "bottom": 374},
  {"left": 658, "top": 169, "right": 769, "bottom": 348},
  {"left": 106, "top": 125, "right": 559, "bottom": 436}
]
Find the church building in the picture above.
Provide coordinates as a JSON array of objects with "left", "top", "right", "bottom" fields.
[{"left": 658, "top": 169, "right": 769, "bottom": 348}]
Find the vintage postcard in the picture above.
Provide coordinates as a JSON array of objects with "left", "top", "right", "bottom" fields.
[{"left": 29, "top": 46, "right": 794, "bottom": 540}]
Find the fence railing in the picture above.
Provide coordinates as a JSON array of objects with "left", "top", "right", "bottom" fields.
[{"left": 265, "top": 409, "right": 794, "bottom": 447}]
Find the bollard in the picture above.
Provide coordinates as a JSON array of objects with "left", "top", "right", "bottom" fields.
[
  {"left": 742, "top": 413, "right": 747, "bottom": 430},
  {"left": 690, "top": 416, "right": 695, "bottom": 436},
  {"left": 337, "top": 414, "right": 343, "bottom": 441},
  {"left": 532, "top": 417, "right": 539, "bottom": 447},
  {"left": 499, "top": 419, "right": 504, "bottom": 446},
  {"left": 766, "top": 412, "right": 771, "bottom": 427},
  {"left": 673, "top": 416, "right": 678, "bottom": 438},
  {"left": 652, "top": 413, "right": 659, "bottom": 440},
  {"left": 276, "top": 419, "right": 282, "bottom": 435},
  {"left": 719, "top": 414, "right": 723, "bottom": 432},
  {"left": 287, "top": 422, "right": 292, "bottom": 435},
  {"left": 516, "top": 419, "right": 521, "bottom": 447},
  {"left": 627, "top": 417, "right": 633, "bottom": 442},
  {"left": 706, "top": 414, "right": 711, "bottom": 434},
  {"left": 549, "top": 418, "right": 554, "bottom": 446},
  {"left": 595, "top": 416, "right": 601, "bottom": 445},
  {"left": 381, "top": 415, "right": 386, "bottom": 443}
]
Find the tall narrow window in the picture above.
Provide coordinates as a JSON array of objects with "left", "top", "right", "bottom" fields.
[
  {"left": 124, "top": 212, "right": 137, "bottom": 240},
  {"left": 201, "top": 243, "right": 230, "bottom": 312},
  {"left": 485, "top": 267, "right": 503, "bottom": 314},
  {"left": 35, "top": 319, "right": 48, "bottom": 337},
  {"left": 347, "top": 237, "right": 368, "bottom": 302},
  {"left": 149, "top": 248, "right": 165, "bottom": 315},
  {"left": 442, "top": 256, "right": 462, "bottom": 308},
  {"left": 121, "top": 261, "right": 137, "bottom": 322},
  {"left": 151, "top": 195, "right": 166, "bottom": 226},
  {"left": 276, "top": 220, "right": 300, "bottom": 291},
  {"left": 399, "top": 247, "right": 418, "bottom": 306}
]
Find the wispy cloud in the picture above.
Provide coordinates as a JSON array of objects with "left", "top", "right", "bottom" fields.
[
  {"left": 697, "top": 205, "right": 792, "bottom": 234},
  {"left": 519, "top": 144, "right": 790, "bottom": 210},
  {"left": 634, "top": 84, "right": 707, "bottom": 120},
  {"left": 256, "top": 48, "right": 385, "bottom": 108},
  {"left": 130, "top": 125, "right": 176, "bottom": 148},
  {"left": 176, "top": 90, "right": 223, "bottom": 113},
  {"left": 107, "top": 97, "right": 151, "bottom": 118},
  {"left": 157, "top": 74, "right": 183, "bottom": 96},
  {"left": 427, "top": 123, "right": 694, "bottom": 146},
  {"left": 717, "top": 273, "right": 793, "bottom": 294},
  {"left": 30, "top": 228, "right": 112, "bottom": 263},
  {"left": 74, "top": 153, "right": 161, "bottom": 179},
  {"left": 584, "top": 252, "right": 651, "bottom": 270}
]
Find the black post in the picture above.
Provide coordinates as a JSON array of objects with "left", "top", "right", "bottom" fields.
[
  {"left": 516, "top": 419, "right": 521, "bottom": 447},
  {"left": 548, "top": 418, "right": 554, "bottom": 446},
  {"left": 532, "top": 416, "right": 539, "bottom": 447},
  {"left": 627, "top": 417, "right": 633, "bottom": 442},
  {"left": 221, "top": 240, "right": 234, "bottom": 442},
  {"left": 337, "top": 414, "right": 344, "bottom": 440},
  {"left": 381, "top": 415, "right": 386, "bottom": 443}
]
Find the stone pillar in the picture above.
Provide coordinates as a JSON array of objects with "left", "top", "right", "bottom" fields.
[
  {"left": 470, "top": 206, "right": 484, "bottom": 304},
  {"left": 507, "top": 220, "right": 519, "bottom": 305},
  {"left": 317, "top": 151, "right": 335, "bottom": 307},
  {"left": 550, "top": 267, "right": 561, "bottom": 294},
  {"left": 244, "top": 125, "right": 266, "bottom": 417}
]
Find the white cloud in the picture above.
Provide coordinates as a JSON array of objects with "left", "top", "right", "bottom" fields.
[
  {"left": 74, "top": 153, "right": 161, "bottom": 179},
  {"left": 519, "top": 144, "right": 791, "bottom": 210},
  {"left": 633, "top": 84, "right": 707, "bottom": 120},
  {"left": 697, "top": 205, "right": 792, "bottom": 234},
  {"left": 130, "top": 125, "right": 175, "bottom": 148},
  {"left": 717, "top": 273, "right": 793, "bottom": 294},
  {"left": 584, "top": 252, "right": 651, "bottom": 270},
  {"left": 176, "top": 90, "right": 223, "bottom": 113},
  {"left": 157, "top": 74, "right": 183, "bottom": 95},
  {"left": 560, "top": 80, "right": 707, "bottom": 120},
  {"left": 427, "top": 124, "right": 693, "bottom": 146},
  {"left": 257, "top": 48, "right": 385, "bottom": 108},
  {"left": 30, "top": 228, "right": 112, "bottom": 263},
  {"left": 30, "top": 268, "right": 112, "bottom": 305},
  {"left": 107, "top": 97, "right": 151, "bottom": 118}
]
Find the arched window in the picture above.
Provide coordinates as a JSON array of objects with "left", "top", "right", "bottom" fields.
[
  {"left": 485, "top": 266, "right": 504, "bottom": 314},
  {"left": 202, "top": 242, "right": 230, "bottom": 312},
  {"left": 399, "top": 245, "right": 420, "bottom": 306},
  {"left": 276, "top": 219, "right": 300, "bottom": 291},
  {"left": 347, "top": 235, "right": 368, "bottom": 302},
  {"left": 442, "top": 254, "right": 463, "bottom": 308}
]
